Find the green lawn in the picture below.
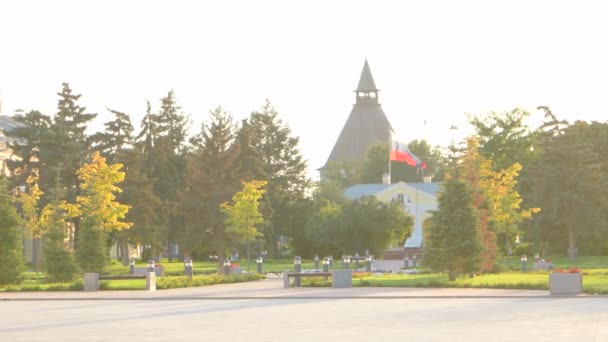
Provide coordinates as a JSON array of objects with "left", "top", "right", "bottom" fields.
[
  {"left": 303, "top": 271, "right": 608, "bottom": 294},
  {"left": 499, "top": 256, "right": 608, "bottom": 270},
  {"left": 106, "top": 258, "right": 317, "bottom": 276}
]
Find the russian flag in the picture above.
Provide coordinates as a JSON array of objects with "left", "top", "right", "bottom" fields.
[{"left": 390, "top": 138, "right": 427, "bottom": 169}]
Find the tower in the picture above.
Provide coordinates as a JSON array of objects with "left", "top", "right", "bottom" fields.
[{"left": 321, "top": 59, "right": 393, "bottom": 171}]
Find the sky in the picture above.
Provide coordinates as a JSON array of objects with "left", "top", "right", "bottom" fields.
[{"left": 1, "top": 0, "right": 608, "bottom": 180}]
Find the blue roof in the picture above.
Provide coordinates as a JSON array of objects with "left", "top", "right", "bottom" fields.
[
  {"left": 344, "top": 184, "right": 392, "bottom": 199},
  {"left": 344, "top": 182, "right": 441, "bottom": 200}
]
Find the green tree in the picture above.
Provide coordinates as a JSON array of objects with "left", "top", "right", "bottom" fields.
[
  {"left": 180, "top": 107, "right": 240, "bottom": 263},
  {"left": 41, "top": 172, "right": 79, "bottom": 282},
  {"left": 15, "top": 174, "right": 44, "bottom": 273},
  {"left": 221, "top": 180, "right": 267, "bottom": 271},
  {"left": 248, "top": 100, "right": 310, "bottom": 256},
  {"left": 526, "top": 109, "right": 606, "bottom": 259},
  {"left": 425, "top": 177, "right": 483, "bottom": 280},
  {"left": 73, "top": 152, "right": 131, "bottom": 273},
  {"left": 0, "top": 178, "right": 24, "bottom": 285},
  {"left": 91, "top": 108, "right": 134, "bottom": 162}
]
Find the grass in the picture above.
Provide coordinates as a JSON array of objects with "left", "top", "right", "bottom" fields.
[
  {"left": 498, "top": 256, "right": 608, "bottom": 271},
  {"left": 0, "top": 274, "right": 265, "bottom": 292},
  {"left": 106, "top": 258, "right": 317, "bottom": 276},
  {"left": 303, "top": 271, "right": 608, "bottom": 294}
]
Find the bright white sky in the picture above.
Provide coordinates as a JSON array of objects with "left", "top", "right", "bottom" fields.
[{"left": 2, "top": 0, "right": 608, "bottom": 180}]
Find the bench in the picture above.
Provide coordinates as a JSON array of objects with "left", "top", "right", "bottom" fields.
[
  {"left": 84, "top": 272, "right": 156, "bottom": 292},
  {"left": 283, "top": 270, "right": 352, "bottom": 288}
]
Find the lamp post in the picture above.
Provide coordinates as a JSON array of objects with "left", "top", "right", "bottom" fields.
[
  {"left": 129, "top": 258, "right": 135, "bottom": 275},
  {"left": 342, "top": 255, "right": 350, "bottom": 269},
  {"left": 294, "top": 256, "right": 302, "bottom": 287},
  {"left": 256, "top": 256, "right": 263, "bottom": 274},
  {"left": 354, "top": 252, "right": 360, "bottom": 269},
  {"left": 223, "top": 258, "right": 231, "bottom": 276},
  {"left": 184, "top": 258, "right": 193, "bottom": 280},
  {"left": 147, "top": 260, "right": 155, "bottom": 273},
  {"left": 521, "top": 255, "right": 527, "bottom": 273},
  {"left": 365, "top": 255, "right": 372, "bottom": 272},
  {"left": 328, "top": 255, "right": 333, "bottom": 269},
  {"left": 313, "top": 255, "right": 319, "bottom": 270},
  {"left": 322, "top": 257, "right": 329, "bottom": 280}
]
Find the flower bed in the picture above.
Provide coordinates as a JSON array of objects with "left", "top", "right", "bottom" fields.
[{"left": 549, "top": 268, "right": 582, "bottom": 295}]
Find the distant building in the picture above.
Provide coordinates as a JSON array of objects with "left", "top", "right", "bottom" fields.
[
  {"left": 344, "top": 178, "right": 439, "bottom": 259},
  {"left": 320, "top": 59, "right": 393, "bottom": 171}
]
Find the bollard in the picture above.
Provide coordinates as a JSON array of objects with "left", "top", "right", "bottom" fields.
[
  {"left": 365, "top": 255, "right": 372, "bottom": 272},
  {"left": 146, "top": 271, "right": 156, "bottom": 291},
  {"left": 84, "top": 273, "right": 99, "bottom": 292},
  {"left": 129, "top": 258, "right": 135, "bottom": 275},
  {"left": 184, "top": 258, "right": 193, "bottom": 280},
  {"left": 322, "top": 257, "right": 329, "bottom": 280},
  {"left": 294, "top": 256, "right": 302, "bottom": 287},
  {"left": 355, "top": 252, "right": 360, "bottom": 269},
  {"left": 314, "top": 255, "right": 319, "bottom": 270},
  {"left": 256, "top": 256, "right": 263, "bottom": 274},
  {"left": 147, "top": 260, "right": 155, "bottom": 273},
  {"left": 521, "top": 255, "right": 528, "bottom": 273},
  {"left": 342, "top": 255, "right": 350, "bottom": 269},
  {"left": 328, "top": 255, "right": 333, "bottom": 269},
  {"left": 223, "top": 258, "right": 231, "bottom": 276}
]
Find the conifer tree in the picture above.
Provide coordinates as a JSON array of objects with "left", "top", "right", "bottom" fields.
[
  {"left": 0, "top": 178, "right": 24, "bottom": 285},
  {"left": 41, "top": 171, "right": 79, "bottom": 282},
  {"left": 248, "top": 101, "right": 310, "bottom": 255},
  {"left": 425, "top": 177, "right": 483, "bottom": 280},
  {"left": 180, "top": 107, "right": 240, "bottom": 262}
]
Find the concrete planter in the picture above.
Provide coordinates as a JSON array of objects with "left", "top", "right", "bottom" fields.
[{"left": 549, "top": 272, "right": 582, "bottom": 295}]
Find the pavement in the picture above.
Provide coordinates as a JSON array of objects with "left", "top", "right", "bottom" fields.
[{"left": 2, "top": 279, "right": 608, "bottom": 341}]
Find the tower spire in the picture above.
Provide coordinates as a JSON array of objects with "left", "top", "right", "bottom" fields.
[{"left": 355, "top": 59, "right": 379, "bottom": 104}]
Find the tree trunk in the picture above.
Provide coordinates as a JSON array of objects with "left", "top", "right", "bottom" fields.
[
  {"left": 167, "top": 240, "right": 173, "bottom": 263},
  {"left": 33, "top": 238, "right": 40, "bottom": 274},
  {"left": 120, "top": 238, "right": 129, "bottom": 266},
  {"left": 568, "top": 225, "right": 577, "bottom": 260}
]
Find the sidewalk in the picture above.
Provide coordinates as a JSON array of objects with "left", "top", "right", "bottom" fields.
[{"left": 0, "top": 278, "right": 559, "bottom": 300}]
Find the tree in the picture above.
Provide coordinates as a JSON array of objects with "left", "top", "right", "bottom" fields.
[
  {"left": 73, "top": 152, "right": 131, "bottom": 273},
  {"left": 425, "top": 177, "right": 483, "bottom": 280},
  {"left": 5, "top": 110, "right": 53, "bottom": 188},
  {"left": 0, "top": 178, "right": 24, "bottom": 285},
  {"left": 91, "top": 108, "right": 134, "bottom": 162},
  {"left": 180, "top": 107, "right": 240, "bottom": 262},
  {"left": 15, "top": 173, "right": 44, "bottom": 273},
  {"left": 526, "top": 109, "right": 606, "bottom": 259},
  {"left": 468, "top": 108, "right": 537, "bottom": 172},
  {"left": 221, "top": 180, "right": 267, "bottom": 271},
  {"left": 41, "top": 172, "right": 79, "bottom": 282},
  {"left": 248, "top": 101, "right": 311, "bottom": 255}
]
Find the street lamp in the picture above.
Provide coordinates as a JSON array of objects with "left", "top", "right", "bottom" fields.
[
  {"left": 342, "top": 255, "right": 351, "bottom": 269},
  {"left": 129, "top": 258, "right": 135, "bottom": 275},
  {"left": 223, "top": 258, "right": 231, "bottom": 276},
  {"left": 256, "top": 256, "right": 263, "bottom": 274},
  {"left": 184, "top": 258, "right": 193, "bottom": 279},
  {"left": 365, "top": 255, "right": 372, "bottom": 272},
  {"left": 147, "top": 260, "right": 155, "bottom": 273},
  {"left": 313, "top": 255, "right": 319, "bottom": 270}
]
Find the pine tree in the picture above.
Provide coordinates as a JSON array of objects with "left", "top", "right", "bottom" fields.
[
  {"left": 425, "top": 177, "right": 483, "bottom": 280},
  {"left": 248, "top": 100, "right": 310, "bottom": 256},
  {"left": 0, "top": 178, "right": 24, "bottom": 285},
  {"left": 41, "top": 172, "right": 79, "bottom": 282},
  {"left": 180, "top": 107, "right": 240, "bottom": 262},
  {"left": 91, "top": 108, "right": 134, "bottom": 162}
]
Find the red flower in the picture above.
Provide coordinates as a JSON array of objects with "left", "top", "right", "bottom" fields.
[{"left": 552, "top": 267, "right": 581, "bottom": 273}]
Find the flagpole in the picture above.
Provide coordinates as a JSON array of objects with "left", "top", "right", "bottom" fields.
[{"left": 388, "top": 129, "right": 392, "bottom": 184}]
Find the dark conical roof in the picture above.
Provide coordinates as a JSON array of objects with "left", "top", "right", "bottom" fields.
[
  {"left": 320, "top": 60, "right": 392, "bottom": 171},
  {"left": 356, "top": 59, "right": 378, "bottom": 92},
  {"left": 322, "top": 104, "right": 392, "bottom": 168}
]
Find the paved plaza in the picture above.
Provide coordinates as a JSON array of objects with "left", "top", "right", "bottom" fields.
[{"left": 2, "top": 279, "right": 608, "bottom": 341}]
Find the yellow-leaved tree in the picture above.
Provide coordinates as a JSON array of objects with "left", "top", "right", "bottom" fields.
[
  {"left": 221, "top": 180, "right": 266, "bottom": 272},
  {"left": 74, "top": 152, "right": 132, "bottom": 273},
  {"left": 15, "top": 173, "right": 44, "bottom": 273}
]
